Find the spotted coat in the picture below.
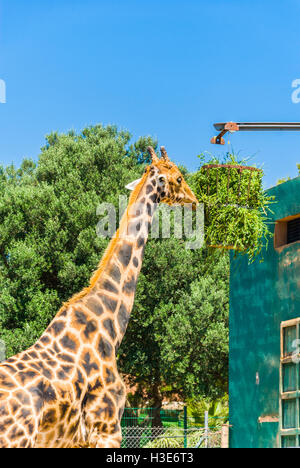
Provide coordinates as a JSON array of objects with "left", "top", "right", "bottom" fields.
[{"left": 0, "top": 147, "right": 198, "bottom": 448}]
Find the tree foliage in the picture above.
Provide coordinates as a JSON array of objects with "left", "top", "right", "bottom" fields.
[
  {"left": 277, "top": 163, "right": 300, "bottom": 185},
  {"left": 119, "top": 241, "right": 229, "bottom": 407},
  {"left": 0, "top": 125, "right": 229, "bottom": 407},
  {"left": 0, "top": 125, "right": 154, "bottom": 356}
]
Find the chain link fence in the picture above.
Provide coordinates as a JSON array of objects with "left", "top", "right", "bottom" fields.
[
  {"left": 121, "top": 426, "right": 222, "bottom": 448},
  {"left": 121, "top": 408, "right": 228, "bottom": 448}
]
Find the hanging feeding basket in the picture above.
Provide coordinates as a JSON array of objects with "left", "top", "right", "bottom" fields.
[
  {"left": 203, "top": 163, "right": 263, "bottom": 205},
  {"left": 191, "top": 156, "right": 274, "bottom": 260}
]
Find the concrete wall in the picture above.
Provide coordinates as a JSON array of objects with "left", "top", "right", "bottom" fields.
[{"left": 229, "top": 176, "right": 300, "bottom": 448}]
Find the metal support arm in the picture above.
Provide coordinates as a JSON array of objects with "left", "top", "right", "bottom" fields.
[{"left": 211, "top": 122, "right": 300, "bottom": 145}]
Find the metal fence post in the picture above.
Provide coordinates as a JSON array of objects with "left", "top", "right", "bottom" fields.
[
  {"left": 184, "top": 406, "right": 188, "bottom": 448},
  {"left": 204, "top": 411, "right": 209, "bottom": 448},
  {"left": 221, "top": 424, "right": 229, "bottom": 448}
]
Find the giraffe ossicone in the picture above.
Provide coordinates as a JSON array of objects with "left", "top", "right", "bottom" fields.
[{"left": 0, "top": 146, "right": 198, "bottom": 448}]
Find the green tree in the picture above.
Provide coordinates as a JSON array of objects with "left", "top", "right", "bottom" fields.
[
  {"left": 277, "top": 163, "right": 300, "bottom": 185},
  {"left": 119, "top": 240, "right": 229, "bottom": 425},
  {"left": 0, "top": 126, "right": 229, "bottom": 425},
  {"left": 0, "top": 125, "right": 155, "bottom": 356}
]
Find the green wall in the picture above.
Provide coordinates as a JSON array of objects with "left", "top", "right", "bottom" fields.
[{"left": 229, "top": 176, "right": 300, "bottom": 448}]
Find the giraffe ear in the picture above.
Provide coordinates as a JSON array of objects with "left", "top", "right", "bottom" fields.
[{"left": 125, "top": 178, "right": 142, "bottom": 191}]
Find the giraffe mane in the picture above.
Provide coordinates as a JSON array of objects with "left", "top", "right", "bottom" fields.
[{"left": 60, "top": 168, "right": 150, "bottom": 310}]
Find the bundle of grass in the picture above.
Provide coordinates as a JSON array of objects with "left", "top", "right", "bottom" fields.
[{"left": 191, "top": 153, "right": 274, "bottom": 261}]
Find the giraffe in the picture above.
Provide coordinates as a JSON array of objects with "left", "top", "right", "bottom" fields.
[{"left": 0, "top": 146, "right": 198, "bottom": 448}]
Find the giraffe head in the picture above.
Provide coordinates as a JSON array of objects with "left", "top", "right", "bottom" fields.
[
  {"left": 127, "top": 146, "right": 198, "bottom": 208},
  {"left": 144, "top": 146, "right": 199, "bottom": 209}
]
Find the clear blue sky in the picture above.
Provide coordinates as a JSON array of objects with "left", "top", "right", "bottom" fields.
[{"left": 1, "top": 0, "right": 300, "bottom": 188}]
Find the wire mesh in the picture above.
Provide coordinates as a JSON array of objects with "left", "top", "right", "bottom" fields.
[
  {"left": 121, "top": 408, "right": 185, "bottom": 428},
  {"left": 120, "top": 408, "right": 226, "bottom": 448},
  {"left": 121, "top": 426, "right": 222, "bottom": 448}
]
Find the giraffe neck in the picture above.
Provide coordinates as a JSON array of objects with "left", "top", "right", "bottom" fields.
[{"left": 72, "top": 168, "right": 161, "bottom": 350}]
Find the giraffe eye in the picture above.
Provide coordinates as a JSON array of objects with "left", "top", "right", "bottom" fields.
[{"left": 177, "top": 177, "right": 182, "bottom": 184}]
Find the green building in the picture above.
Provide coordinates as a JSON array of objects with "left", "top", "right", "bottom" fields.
[{"left": 229, "top": 176, "right": 300, "bottom": 448}]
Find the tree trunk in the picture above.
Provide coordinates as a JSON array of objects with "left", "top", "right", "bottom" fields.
[{"left": 151, "top": 386, "right": 163, "bottom": 428}]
